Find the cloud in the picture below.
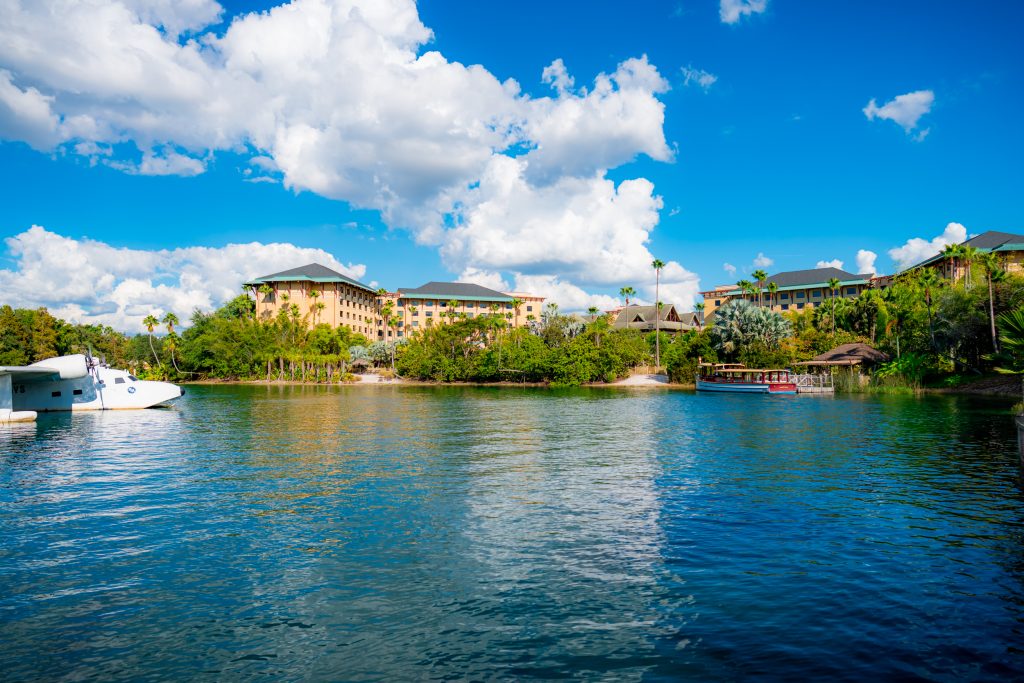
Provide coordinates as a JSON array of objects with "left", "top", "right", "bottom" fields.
[
  {"left": 887, "top": 222, "right": 966, "bottom": 270},
  {"left": 0, "top": 225, "right": 366, "bottom": 332},
  {"left": 720, "top": 0, "right": 767, "bottom": 24},
  {"left": 752, "top": 252, "right": 773, "bottom": 268},
  {"left": 816, "top": 259, "right": 843, "bottom": 269},
  {"left": 723, "top": 263, "right": 737, "bottom": 276},
  {"left": 680, "top": 65, "right": 717, "bottom": 92},
  {"left": 856, "top": 249, "right": 877, "bottom": 274},
  {"left": 863, "top": 90, "right": 934, "bottom": 136},
  {"left": 0, "top": 0, "right": 684, "bottom": 313}
]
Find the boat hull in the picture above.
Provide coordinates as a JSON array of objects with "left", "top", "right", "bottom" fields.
[{"left": 696, "top": 378, "right": 797, "bottom": 394}]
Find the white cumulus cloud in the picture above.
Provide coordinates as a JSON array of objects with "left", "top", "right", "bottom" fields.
[
  {"left": 863, "top": 90, "right": 934, "bottom": 137},
  {"left": 856, "top": 249, "right": 877, "bottom": 274},
  {"left": 816, "top": 259, "right": 843, "bottom": 269},
  {"left": 720, "top": 0, "right": 767, "bottom": 24},
  {"left": 0, "top": 0, "right": 688, "bottom": 313},
  {"left": 0, "top": 225, "right": 366, "bottom": 332},
  {"left": 887, "top": 222, "right": 966, "bottom": 271},
  {"left": 723, "top": 262, "right": 737, "bottom": 276},
  {"left": 752, "top": 252, "right": 773, "bottom": 269}
]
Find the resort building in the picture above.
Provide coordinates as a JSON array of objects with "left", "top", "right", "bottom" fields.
[
  {"left": 384, "top": 282, "right": 543, "bottom": 339},
  {"left": 700, "top": 267, "right": 876, "bottom": 321},
  {"left": 609, "top": 304, "right": 696, "bottom": 333},
  {"left": 905, "top": 230, "right": 1024, "bottom": 280},
  {"left": 246, "top": 265, "right": 545, "bottom": 340},
  {"left": 244, "top": 263, "right": 380, "bottom": 337}
]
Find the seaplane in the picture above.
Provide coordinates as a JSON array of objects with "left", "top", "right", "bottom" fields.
[{"left": 1, "top": 353, "right": 183, "bottom": 423}]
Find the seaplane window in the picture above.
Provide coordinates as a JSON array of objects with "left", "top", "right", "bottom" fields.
[
  {"left": 129, "top": 376, "right": 138, "bottom": 381},
  {"left": 51, "top": 391, "right": 61, "bottom": 397},
  {"left": 73, "top": 389, "right": 83, "bottom": 395},
  {"left": 114, "top": 377, "right": 126, "bottom": 384}
]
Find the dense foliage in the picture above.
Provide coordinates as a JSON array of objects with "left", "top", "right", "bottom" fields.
[{"left": 7, "top": 257, "right": 1024, "bottom": 389}]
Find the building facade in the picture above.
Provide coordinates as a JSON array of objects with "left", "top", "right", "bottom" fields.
[
  {"left": 244, "top": 263, "right": 380, "bottom": 337},
  {"left": 246, "top": 265, "right": 545, "bottom": 340},
  {"left": 700, "top": 267, "right": 876, "bottom": 321}
]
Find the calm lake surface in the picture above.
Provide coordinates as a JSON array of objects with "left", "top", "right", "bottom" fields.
[{"left": 2, "top": 385, "right": 1023, "bottom": 681}]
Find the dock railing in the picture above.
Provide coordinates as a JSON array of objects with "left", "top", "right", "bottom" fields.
[{"left": 793, "top": 372, "right": 834, "bottom": 393}]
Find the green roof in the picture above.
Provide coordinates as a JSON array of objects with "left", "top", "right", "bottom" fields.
[{"left": 397, "top": 281, "right": 512, "bottom": 302}]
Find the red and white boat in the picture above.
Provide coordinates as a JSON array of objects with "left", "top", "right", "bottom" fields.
[{"left": 696, "top": 363, "right": 797, "bottom": 394}]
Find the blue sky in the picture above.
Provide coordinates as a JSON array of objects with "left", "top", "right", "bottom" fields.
[{"left": 0, "top": 0, "right": 1021, "bottom": 329}]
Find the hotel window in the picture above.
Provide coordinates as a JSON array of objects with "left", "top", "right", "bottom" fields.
[
  {"left": 714, "top": 300, "right": 721, "bottom": 306},
  {"left": 505, "top": 303, "right": 512, "bottom": 309},
  {"left": 847, "top": 287, "right": 857, "bottom": 296},
  {"left": 527, "top": 305, "right": 533, "bottom": 311},
  {"left": 780, "top": 293, "right": 789, "bottom": 301},
  {"left": 398, "top": 331, "right": 404, "bottom": 337},
  {"left": 425, "top": 301, "right": 433, "bottom": 307},
  {"left": 440, "top": 301, "right": 447, "bottom": 307},
  {"left": 811, "top": 289, "right": 821, "bottom": 298},
  {"left": 781, "top": 304, "right": 789, "bottom": 310},
  {"left": 797, "top": 303, "right": 805, "bottom": 309},
  {"left": 796, "top": 292, "right": 804, "bottom": 299},
  {"left": 412, "top": 321, "right": 419, "bottom": 327},
  {"left": 426, "top": 311, "right": 433, "bottom": 317},
  {"left": 467, "top": 313, "right": 474, "bottom": 318}
]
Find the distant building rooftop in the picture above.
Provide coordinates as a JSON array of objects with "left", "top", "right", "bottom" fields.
[
  {"left": 704, "top": 267, "right": 875, "bottom": 296},
  {"left": 397, "top": 281, "right": 513, "bottom": 302},
  {"left": 244, "top": 263, "right": 375, "bottom": 291},
  {"left": 906, "top": 230, "right": 1024, "bottom": 271},
  {"left": 796, "top": 342, "right": 890, "bottom": 367}
]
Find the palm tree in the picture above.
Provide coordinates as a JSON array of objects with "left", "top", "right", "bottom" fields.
[
  {"left": 919, "top": 268, "right": 941, "bottom": 348},
  {"left": 828, "top": 277, "right": 841, "bottom": 335},
  {"left": 447, "top": 299, "right": 460, "bottom": 325},
  {"left": 736, "top": 279, "right": 753, "bottom": 304},
  {"left": 961, "top": 245, "right": 979, "bottom": 288},
  {"left": 619, "top": 286, "right": 636, "bottom": 328},
  {"left": 767, "top": 281, "right": 779, "bottom": 310},
  {"left": 941, "top": 243, "right": 960, "bottom": 280},
  {"left": 511, "top": 298, "right": 523, "bottom": 327},
  {"left": 315, "top": 301, "right": 326, "bottom": 325},
  {"left": 651, "top": 258, "right": 665, "bottom": 367},
  {"left": 408, "top": 305, "right": 418, "bottom": 335},
  {"left": 161, "top": 312, "right": 181, "bottom": 372},
  {"left": 752, "top": 269, "right": 768, "bottom": 308},
  {"left": 981, "top": 252, "right": 1004, "bottom": 352},
  {"left": 587, "top": 306, "right": 599, "bottom": 322},
  {"left": 308, "top": 290, "right": 321, "bottom": 325},
  {"left": 388, "top": 314, "right": 401, "bottom": 369},
  {"left": 694, "top": 302, "right": 704, "bottom": 331},
  {"left": 142, "top": 314, "right": 162, "bottom": 369},
  {"left": 258, "top": 284, "right": 272, "bottom": 319}
]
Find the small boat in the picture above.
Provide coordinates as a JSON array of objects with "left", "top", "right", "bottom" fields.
[{"left": 696, "top": 363, "right": 797, "bottom": 394}]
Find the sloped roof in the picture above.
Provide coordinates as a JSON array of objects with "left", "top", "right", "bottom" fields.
[
  {"left": 796, "top": 342, "right": 890, "bottom": 366},
  {"left": 963, "top": 230, "right": 1024, "bottom": 249},
  {"left": 398, "top": 281, "right": 512, "bottom": 301},
  {"left": 244, "top": 263, "right": 374, "bottom": 291},
  {"left": 765, "top": 267, "right": 872, "bottom": 288},
  {"left": 612, "top": 304, "right": 694, "bottom": 329}
]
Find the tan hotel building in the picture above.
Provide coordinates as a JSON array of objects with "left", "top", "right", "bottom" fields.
[
  {"left": 700, "top": 267, "right": 877, "bottom": 322},
  {"left": 245, "top": 264, "right": 544, "bottom": 340}
]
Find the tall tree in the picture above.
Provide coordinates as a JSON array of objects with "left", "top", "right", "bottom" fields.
[
  {"left": 767, "top": 281, "right": 779, "bottom": 310},
  {"left": 694, "top": 302, "right": 704, "bottom": 331},
  {"left": 827, "top": 277, "right": 841, "bottom": 335},
  {"left": 619, "top": 286, "right": 636, "bottom": 328},
  {"left": 587, "top": 306, "right": 599, "bottom": 322},
  {"left": 981, "top": 252, "right": 1004, "bottom": 352},
  {"left": 142, "top": 314, "right": 162, "bottom": 369},
  {"left": 651, "top": 259, "right": 665, "bottom": 367},
  {"left": 258, "top": 284, "right": 272, "bottom": 319},
  {"left": 162, "top": 312, "right": 181, "bottom": 372},
  {"left": 511, "top": 298, "right": 523, "bottom": 328},
  {"left": 752, "top": 269, "right": 768, "bottom": 308},
  {"left": 919, "top": 268, "right": 941, "bottom": 349},
  {"left": 961, "top": 245, "right": 979, "bottom": 288}
]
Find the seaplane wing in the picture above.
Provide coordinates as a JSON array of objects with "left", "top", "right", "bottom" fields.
[{"left": 0, "top": 365, "right": 62, "bottom": 383}]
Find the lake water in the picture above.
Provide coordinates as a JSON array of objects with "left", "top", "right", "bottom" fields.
[{"left": 2, "top": 385, "right": 1023, "bottom": 680}]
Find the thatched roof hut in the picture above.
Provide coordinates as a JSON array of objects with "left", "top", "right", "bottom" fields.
[{"left": 796, "top": 342, "right": 890, "bottom": 368}]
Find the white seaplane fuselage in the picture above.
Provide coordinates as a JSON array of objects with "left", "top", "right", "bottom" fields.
[{"left": 1, "top": 354, "right": 183, "bottom": 423}]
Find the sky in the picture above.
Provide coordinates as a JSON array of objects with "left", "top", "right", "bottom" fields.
[{"left": 0, "top": 0, "right": 1021, "bottom": 331}]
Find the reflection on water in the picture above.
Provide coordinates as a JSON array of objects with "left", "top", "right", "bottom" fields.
[{"left": 1, "top": 386, "right": 1022, "bottom": 680}]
